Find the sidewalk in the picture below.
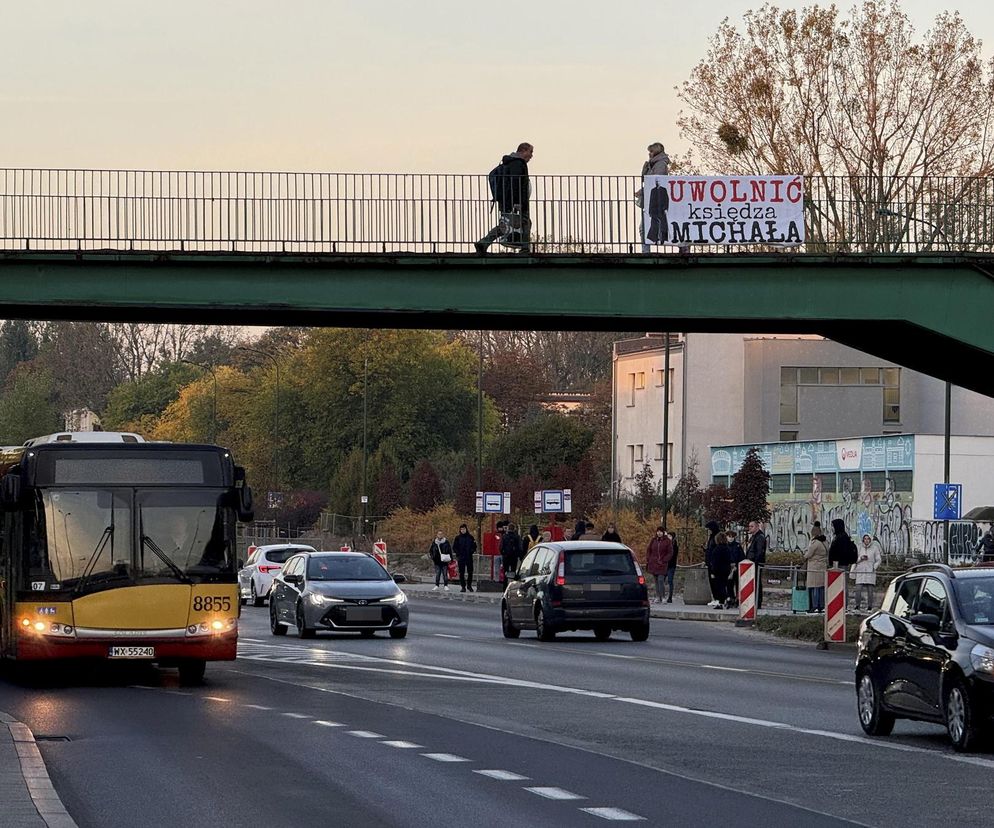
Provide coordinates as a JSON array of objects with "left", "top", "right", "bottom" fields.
[
  {"left": 0, "top": 711, "right": 77, "bottom": 828},
  {"left": 401, "top": 581, "right": 797, "bottom": 622}
]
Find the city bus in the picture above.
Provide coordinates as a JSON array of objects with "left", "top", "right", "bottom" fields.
[{"left": 0, "top": 433, "right": 254, "bottom": 684}]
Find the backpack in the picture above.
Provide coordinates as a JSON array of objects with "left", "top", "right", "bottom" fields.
[
  {"left": 487, "top": 163, "right": 503, "bottom": 202},
  {"left": 846, "top": 537, "right": 859, "bottom": 566}
]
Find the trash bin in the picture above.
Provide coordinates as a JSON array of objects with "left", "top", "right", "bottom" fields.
[{"left": 682, "top": 567, "right": 712, "bottom": 605}]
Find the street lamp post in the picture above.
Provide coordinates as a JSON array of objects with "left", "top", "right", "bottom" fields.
[
  {"left": 237, "top": 346, "right": 282, "bottom": 492},
  {"left": 877, "top": 207, "right": 953, "bottom": 562},
  {"left": 180, "top": 359, "right": 217, "bottom": 444}
]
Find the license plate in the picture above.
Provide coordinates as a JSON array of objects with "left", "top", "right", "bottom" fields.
[
  {"left": 108, "top": 646, "right": 155, "bottom": 659},
  {"left": 590, "top": 584, "right": 615, "bottom": 591},
  {"left": 346, "top": 607, "right": 383, "bottom": 622}
]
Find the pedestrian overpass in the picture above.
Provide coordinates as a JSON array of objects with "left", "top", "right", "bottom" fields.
[{"left": 1, "top": 168, "right": 993, "bottom": 395}]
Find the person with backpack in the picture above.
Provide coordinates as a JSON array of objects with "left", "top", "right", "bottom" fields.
[
  {"left": 500, "top": 523, "right": 523, "bottom": 582},
  {"left": 452, "top": 523, "right": 477, "bottom": 593},
  {"left": 476, "top": 143, "right": 533, "bottom": 254},
  {"left": 746, "top": 520, "right": 768, "bottom": 610},
  {"left": 828, "top": 519, "right": 858, "bottom": 572}
]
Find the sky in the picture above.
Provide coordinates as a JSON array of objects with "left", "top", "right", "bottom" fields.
[{"left": 3, "top": 0, "right": 994, "bottom": 175}]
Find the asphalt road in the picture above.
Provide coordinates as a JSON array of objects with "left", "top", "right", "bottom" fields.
[{"left": 1, "top": 599, "right": 992, "bottom": 827}]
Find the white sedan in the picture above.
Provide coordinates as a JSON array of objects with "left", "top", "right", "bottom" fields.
[{"left": 239, "top": 544, "right": 316, "bottom": 606}]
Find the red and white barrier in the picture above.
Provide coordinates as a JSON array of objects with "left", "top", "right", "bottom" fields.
[
  {"left": 372, "top": 540, "right": 388, "bottom": 568},
  {"left": 738, "top": 561, "right": 756, "bottom": 623},
  {"left": 825, "top": 569, "right": 847, "bottom": 643}
]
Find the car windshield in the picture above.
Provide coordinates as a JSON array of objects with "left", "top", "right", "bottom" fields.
[
  {"left": 953, "top": 577, "right": 994, "bottom": 625},
  {"left": 565, "top": 550, "right": 635, "bottom": 576},
  {"left": 307, "top": 556, "right": 388, "bottom": 581}
]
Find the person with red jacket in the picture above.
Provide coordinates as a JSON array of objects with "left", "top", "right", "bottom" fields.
[{"left": 645, "top": 526, "right": 674, "bottom": 604}]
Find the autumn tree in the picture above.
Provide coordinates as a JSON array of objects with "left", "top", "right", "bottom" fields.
[
  {"left": 0, "top": 321, "right": 38, "bottom": 385},
  {"left": 408, "top": 460, "right": 443, "bottom": 513},
  {"left": 0, "top": 366, "right": 61, "bottom": 444},
  {"left": 633, "top": 463, "right": 657, "bottom": 521},
  {"left": 701, "top": 483, "right": 735, "bottom": 527},
  {"left": 729, "top": 447, "right": 772, "bottom": 525},
  {"left": 375, "top": 460, "right": 404, "bottom": 515},
  {"left": 670, "top": 453, "right": 704, "bottom": 522},
  {"left": 678, "top": 1, "right": 994, "bottom": 250}
]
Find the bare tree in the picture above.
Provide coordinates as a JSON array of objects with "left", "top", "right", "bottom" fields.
[
  {"left": 677, "top": 1, "right": 994, "bottom": 250},
  {"left": 111, "top": 324, "right": 243, "bottom": 381}
]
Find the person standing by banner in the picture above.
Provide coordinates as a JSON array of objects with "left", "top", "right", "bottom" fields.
[{"left": 636, "top": 142, "right": 670, "bottom": 252}]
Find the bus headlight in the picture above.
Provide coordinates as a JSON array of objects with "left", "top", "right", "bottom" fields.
[{"left": 186, "top": 619, "right": 237, "bottom": 637}]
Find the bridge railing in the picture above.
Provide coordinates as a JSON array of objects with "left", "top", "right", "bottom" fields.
[{"left": 1, "top": 169, "right": 992, "bottom": 254}]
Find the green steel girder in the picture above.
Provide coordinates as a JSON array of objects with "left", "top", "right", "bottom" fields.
[{"left": 0, "top": 250, "right": 992, "bottom": 395}]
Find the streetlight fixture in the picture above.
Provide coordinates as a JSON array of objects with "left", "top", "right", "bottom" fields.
[
  {"left": 876, "top": 206, "right": 953, "bottom": 563},
  {"left": 236, "top": 346, "right": 282, "bottom": 492},
  {"left": 180, "top": 359, "right": 217, "bottom": 444}
]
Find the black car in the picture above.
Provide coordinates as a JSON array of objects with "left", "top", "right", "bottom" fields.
[
  {"left": 856, "top": 563, "right": 994, "bottom": 751},
  {"left": 501, "top": 541, "right": 650, "bottom": 642}
]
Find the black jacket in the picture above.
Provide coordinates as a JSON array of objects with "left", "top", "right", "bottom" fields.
[
  {"left": 829, "top": 534, "right": 857, "bottom": 568},
  {"left": 602, "top": 531, "right": 622, "bottom": 543},
  {"left": 452, "top": 532, "right": 477, "bottom": 562},
  {"left": 746, "top": 530, "right": 767, "bottom": 565},
  {"left": 428, "top": 538, "right": 453, "bottom": 565},
  {"left": 668, "top": 536, "right": 679, "bottom": 571},
  {"left": 492, "top": 154, "right": 530, "bottom": 215},
  {"left": 709, "top": 541, "right": 732, "bottom": 574},
  {"left": 500, "top": 531, "right": 522, "bottom": 563}
]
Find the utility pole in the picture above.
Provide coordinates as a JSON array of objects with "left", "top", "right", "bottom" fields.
[
  {"left": 661, "top": 333, "right": 671, "bottom": 529},
  {"left": 477, "top": 330, "right": 484, "bottom": 554}
]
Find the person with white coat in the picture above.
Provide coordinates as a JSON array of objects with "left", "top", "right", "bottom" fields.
[{"left": 852, "top": 533, "right": 882, "bottom": 611}]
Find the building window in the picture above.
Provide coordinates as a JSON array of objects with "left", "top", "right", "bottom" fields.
[
  {"left": 635, "top": 444, "right": 644, "bottom": 463},
  {"left": 779, "top": 430, "right": 798, "bottom": 441},
  {"left": 712, "top": 475, "right": 730, "bottom": 487},
  {"left": 654, "top": 443, "right": 674, "bottom": 475},
  {"left": 819, "top": 367, "right": 840, "bottom": 385},
  {"left": 780, "top": 367, "right": 798, "bottom": 425},
  {"left": 771, "top": 474, "right": 792, "bottom": 494},
  {"left": 816, "top": 472, "right": 838, "bottom": 494},
  {"left": 890, "top": 471, "right": 913, "bottom": 492},
  {"left": 627, "top": 373, "right": 636, "bottom": 407},
  {"left": 798, "top": 367, "right": 819, "bottom": 384},
  {"left": 839, "top": 367, "right": 860, "bottom": 384},
  {"left": 861, "top": 368, "right": 880, "bottom": 384},
  {"left": 635, "top": 372, "right": 646, "bottom": 390},
  {"left": 840, "top": 471, "right": 862, "bottom": 494},
  {"left": 883, "top": 369, "right": 901, "bottom": 423},
  {"left": 627, "top": 445, "right": 635, "bottom": 477},
  {"left": 863, "top": 471, "right": 886, "bottom": 493},
  {"left": 794, "top": 473, "right": 813, "bottom": 494}
]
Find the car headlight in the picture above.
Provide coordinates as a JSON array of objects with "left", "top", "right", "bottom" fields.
[
  {"left": 970, "top": 644, "right": 994, "bottom": 674},
  {"left": 381, "top": 592, "right": 408, "bottom": 606},
  {"left": 308, "top": 594, "right": 344, "bottom": 606}
]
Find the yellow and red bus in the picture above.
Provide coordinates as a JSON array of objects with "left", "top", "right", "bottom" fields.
[{"left": 0, "top": 434, "right": 253, "bottom": 684}]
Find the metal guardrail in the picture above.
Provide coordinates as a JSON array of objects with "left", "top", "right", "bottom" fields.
[{"left": 2, "top": 169, "right": 993, "bottom": 254}]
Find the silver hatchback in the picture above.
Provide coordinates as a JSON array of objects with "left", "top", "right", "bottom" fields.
[{"left": 269, "top": 551, "right": 409, "bottom": 639}]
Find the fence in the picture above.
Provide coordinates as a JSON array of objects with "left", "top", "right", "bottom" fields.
[{"left": 2, "top": 169, "right": 993, "bottom": 254}]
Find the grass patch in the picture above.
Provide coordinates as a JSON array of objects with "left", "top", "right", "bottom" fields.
[{"left": 755, "top": 614, "right": 862, "bottom": 642}]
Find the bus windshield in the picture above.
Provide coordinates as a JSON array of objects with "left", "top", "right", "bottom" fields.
[{"left": 24, "top": 488, "right": 234, "bottom": 594}]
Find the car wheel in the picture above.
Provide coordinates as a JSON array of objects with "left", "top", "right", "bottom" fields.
[
  {"left": 389, "top": 627, "right": 408, "bottom": 639},
  {"left": 594, "top": 625, "right": 612, "bottom": 641},
  {"left": 296, "top": 605, "right": 315, "bottom": 639},
  {"left": 856, "top": 669, "right": 895, "bottom": 736},
  {"left": 178, "top": 660, "right": 206, "bottom": 686},
  {"left": 251, "top": 581, "right": 265, "bottom": 607},
  {"left": 501, "top": 603, "right": 520, "bottom": 639},
  {"left": 270, "top": 601, "right": 287, "bottom": 636},
  {"left": 629, "top": 622, "right": 650, "bottom": 642},
  {"left": 946, "top": 678, "right": 984, "bottom": 752},
  {"left": 535, "top": 606, "right": 556, "bottom": 641}
]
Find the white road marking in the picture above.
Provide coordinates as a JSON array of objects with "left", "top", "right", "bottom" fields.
[
  {"left": 581, "top": 807, "right": 645, "bottom": 821},
  {"left": 243, "top": 704, "right": 272, "bottom": 711},
  {"left": 314, "top": 720, "right": 344, "bottom": 727},
  {"left": 381, "top": 740, "right": 424, "bottom": 749},
  {"left": 524, "top": 786, "right": 584, "bottom": 800},
  {"left": 433, "top": 633, "right": 463, "bottom": 639},
  {"left": 474, "top": 769, "right": 530, "bottom": 781},
  {"left": 240, "top": 637, "right": 264, "bottom": 642},
  {"left": 701, "top": 664, "right": 749, "bottom": 674},
  {"left": 281, "top": 712, "right": 310, "bottom": 719},
  {"left": 204, "top": 696, "right": 230, "bottom": 702},
  {"left": 421, "top": 753, "right": 470, "bottom": 762},
  {"left": 347, "top": 730, "right": 384, "bottom": 738},
  {"left": 596, "top": 653, "right": 637, "bottom": 660}
]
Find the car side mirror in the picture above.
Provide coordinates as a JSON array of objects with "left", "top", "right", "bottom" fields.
[{"left": 910, "top": 613, "right": 941, "bottom": 632}]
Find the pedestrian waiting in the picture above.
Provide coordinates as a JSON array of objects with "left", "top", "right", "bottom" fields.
[
  {"left": 852, "top": 534, "right": 882, "bottom": 611},
  {"left": 665, "top": 531, "right": 679, "bottom": 603},
  {"left": 500, "top": 523, "right": 523, "bottom": 582},
  {"left": 453, "top": 523, "right": 477, "bottom": 593},
  {"left": 804, "top": 525, "right": 829, "bottom": 614},
  {"left": 429, "top": 529, "right": 453, "bottom": 591},
  {"left": 724, "top": 531, "right": 744, "bottom": 608},
  {"left": 745, "top": 520, "right": 768, "bottom": 610},
  {"left": 707, "top": 525, "right": 732, "bottom": 609},
  {"left": 602, "top": 523, "right": 622, "bottom": 543},
  {"left": 645, "top": 526, "right": 674, "bottom": 604}
]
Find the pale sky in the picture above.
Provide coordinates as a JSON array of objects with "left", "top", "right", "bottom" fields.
[{"left": 3, "top": 0, "right": 993, "bottom": 174}]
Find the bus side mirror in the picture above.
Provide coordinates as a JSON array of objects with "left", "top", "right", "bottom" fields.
[
  {"left": 1, "top": 473, "right": 21, "bottom": 507},
  {"left": 237, "top": 485, "right": 254, "bottom": 523}
]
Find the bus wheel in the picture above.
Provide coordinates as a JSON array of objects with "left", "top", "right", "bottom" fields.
[{"left": 178, "top": 660, "right": 207, "bottom": 686}]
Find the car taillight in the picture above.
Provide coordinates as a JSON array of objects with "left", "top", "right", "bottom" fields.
[
  {"left": 259, "top": 565, "right": 281, "bottom": 574},
  {"left": 632, "top": 553, "right": 645, "bottom": 586},
  {"left": 555, "top": 551, "right": 566, "bottom": 586}
]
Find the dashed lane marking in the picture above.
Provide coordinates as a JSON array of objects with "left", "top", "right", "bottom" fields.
[
  {"left": 421, "top": 753, "right": 470, "bottom": 762},
  {"left": 244, "top": 704, "right": 272, "bottom": 710},
  {"left": 346, "top": 730, "right": 384, "bottom": 739},
  {"left": 314, "top": 720, "right": 344, "bottom": 727},
  {"left": 204, "top": 696, "right": 230, "bottom": 702},
  {"left": 524, "top": 786, "right": 584, "bottom": 800},
  {"left": 474, "top": 769, "right": 530, "bottom": 781},
  {"left": 433, "top": 634, "right": 463, "bottom": 639},
  {"left": 581, "top": 807, "right": 645, "bottom": 821},
  {"left": 282, "top": 712, "right": 310, "bottom": 719},
  {"left": 381, "top": 740, "right": 424, "bottom": 749}
]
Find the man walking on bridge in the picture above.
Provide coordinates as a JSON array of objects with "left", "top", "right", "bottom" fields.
[{"left": 476, "top": 143, "right": 533, "bottom": 254}]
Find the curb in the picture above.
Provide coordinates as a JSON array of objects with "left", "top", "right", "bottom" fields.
[{"left": 0, "top": 711, "right": 78, "bottom": 828}]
